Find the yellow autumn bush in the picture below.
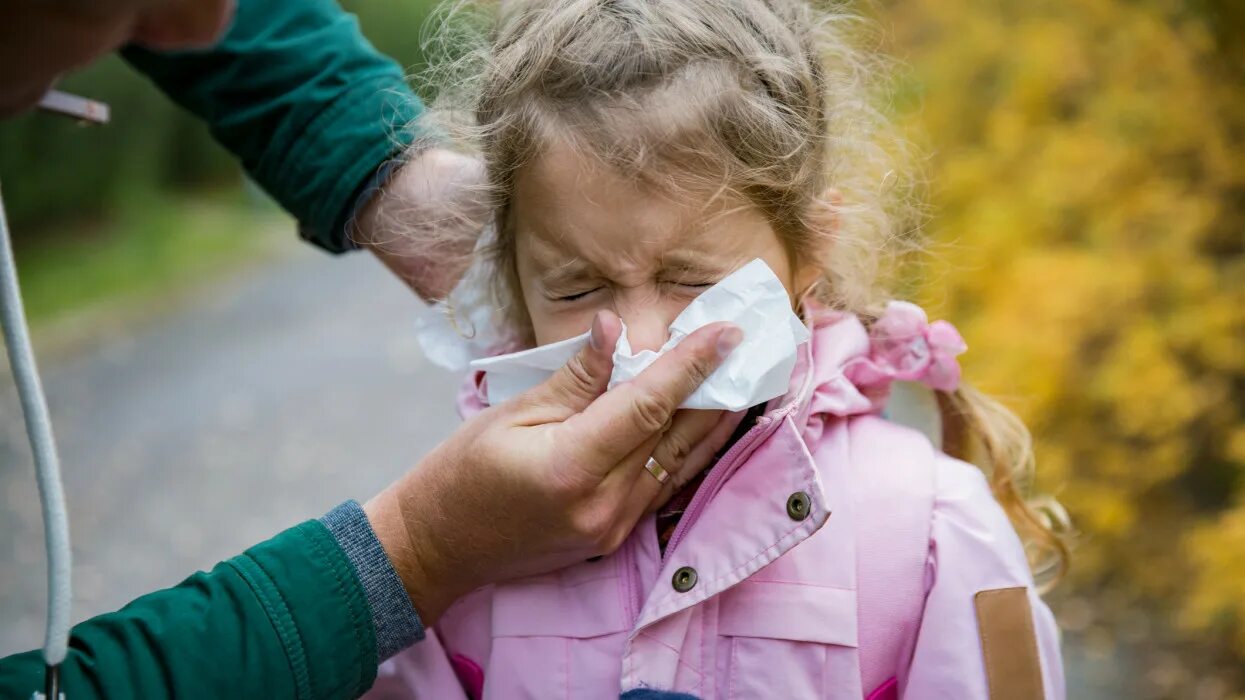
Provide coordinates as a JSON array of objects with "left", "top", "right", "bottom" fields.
[{"left": 883, "top": 0, "right": 1245, "bottom": 692}]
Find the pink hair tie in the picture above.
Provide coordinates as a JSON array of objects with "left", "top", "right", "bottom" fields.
[{"left": 850, "top": 301, "right": 967, "bottom": 393}]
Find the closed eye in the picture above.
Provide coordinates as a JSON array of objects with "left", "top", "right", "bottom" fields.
[
  {"left": 666, "top": 281, "right": 715, "bottom": 291},
  {"left": 554, "top": 288, "right": 602, "bottom": 302}
]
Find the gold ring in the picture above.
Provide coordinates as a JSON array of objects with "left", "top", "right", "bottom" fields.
[{"left": 643, "top": 456, "right": 670, "bottom": 484}]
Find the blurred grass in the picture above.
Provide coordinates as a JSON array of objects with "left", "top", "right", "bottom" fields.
[{"left": 9, "top": 186, "right": 288, "bottom": 326}]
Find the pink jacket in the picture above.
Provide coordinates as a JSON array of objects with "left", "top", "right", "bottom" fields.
[{"left": 369, "top": 306, "right": 1065, "bottom": 699}]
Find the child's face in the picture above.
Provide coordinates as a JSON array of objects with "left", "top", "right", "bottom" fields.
[{"left": 512, "top": 142, "right": 807, "bottom": 350}]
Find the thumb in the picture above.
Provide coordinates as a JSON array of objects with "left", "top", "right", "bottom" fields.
[{"left": 526, "top": 311, "right": 622, "bottom": 413}]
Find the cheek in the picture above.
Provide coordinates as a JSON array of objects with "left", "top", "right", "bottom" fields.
[
  {"left": 708, "top": 213, "right": 805, "bottom": 305},
  {"left": 526, "top": 304, "right": 598, "bottom": 346},
  {"left": 515, "top": 264, "right": 596, "bottom": 346}
]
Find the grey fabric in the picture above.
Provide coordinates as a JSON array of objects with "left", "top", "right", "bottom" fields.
[{"left": 320, "top": 500, "right": 425, "bottom": 661}]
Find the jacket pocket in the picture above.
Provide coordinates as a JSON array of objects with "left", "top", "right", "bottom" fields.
[
  {"left": 484, "top": 574, "right": 630, "bottom": 699},
  {"left": 717, "top": 580, "right": 862, "bottom": 700}
]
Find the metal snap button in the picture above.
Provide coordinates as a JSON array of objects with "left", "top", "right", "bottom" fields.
[
  {"left": 786, "top": 491, "right": 812, "bottom": 521},
  {"left": 672, "top": 566, "right": 698, "bottom": 593}
]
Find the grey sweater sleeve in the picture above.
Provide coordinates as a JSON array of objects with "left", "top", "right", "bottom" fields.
[{"left": 320, "top": 500, "right": 425, "bottom": 661}]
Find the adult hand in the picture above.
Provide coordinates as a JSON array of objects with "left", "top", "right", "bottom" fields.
[
  {"left": 0, "top": 0, "right": 234, "bottom": 118},
  {"left": 365, "top": 311, "right": 743, "bottom": 624},
  {"left": 353, "top": 147, "right": 490, "bottom": 302}
]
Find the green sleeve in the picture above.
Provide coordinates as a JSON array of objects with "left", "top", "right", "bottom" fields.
[
  {"left": 121, "top": 0, "right": 425, "bottom": 253},
  {"left": 0, "top": 520, "right": 378, "bottom": 699}
]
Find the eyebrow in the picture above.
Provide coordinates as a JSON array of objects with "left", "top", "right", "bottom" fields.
[
  {"left": 658, "top": 251, "right": 736, "bottom": 278},
  {"left": 537, "top": 258, "right": 597, "bottom": 292}
]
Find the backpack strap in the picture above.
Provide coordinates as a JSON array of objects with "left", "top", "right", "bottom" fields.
[{"left": 849, "top": 413, "right": 937, "bottom": 697}]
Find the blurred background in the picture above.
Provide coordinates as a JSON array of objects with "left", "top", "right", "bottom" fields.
[{"left": 0, "top": 0, "right": 1241, "bottom": 697}]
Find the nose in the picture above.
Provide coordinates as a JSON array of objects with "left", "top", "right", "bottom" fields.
[{"left": 616, "top": 302, "right": 673, "bottom": 354}]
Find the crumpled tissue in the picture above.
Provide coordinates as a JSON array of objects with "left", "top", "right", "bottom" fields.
[{"left": 469, "top": 258, "right": 810, "bottom": 411}]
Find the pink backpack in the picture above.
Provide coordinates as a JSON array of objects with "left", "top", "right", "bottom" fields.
[{"left": 851, "top": 411, "right": 938, "bottom": 699}]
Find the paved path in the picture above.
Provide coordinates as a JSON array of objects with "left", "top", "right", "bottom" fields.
[{"left": 0, "top": 246, "right": 461, "bottom": 656}]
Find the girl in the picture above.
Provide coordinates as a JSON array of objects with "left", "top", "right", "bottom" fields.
[{"left": 372, "top": 0, "right": 1068, "bottom": 697}]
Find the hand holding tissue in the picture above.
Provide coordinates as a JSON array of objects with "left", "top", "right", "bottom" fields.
[{"left": 469, "top": 259, "right": 810, "bottom": 411}]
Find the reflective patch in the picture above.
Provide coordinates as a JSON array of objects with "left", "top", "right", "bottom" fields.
[{"left": 974, "top": 587, "right": 1044, "bottom": 700}]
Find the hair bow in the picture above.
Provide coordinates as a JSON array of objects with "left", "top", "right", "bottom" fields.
[{"left": 848, "top": 301, "right": 967, "bottom": 393}]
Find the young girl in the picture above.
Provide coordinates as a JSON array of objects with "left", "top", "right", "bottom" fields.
[{"left": 371, "top": 0, "right": 1068, "bottom": 697}]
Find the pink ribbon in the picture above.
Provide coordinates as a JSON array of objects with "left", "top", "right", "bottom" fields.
[{"left": 847, "top": 301, "right": 967, "bottom": 393}]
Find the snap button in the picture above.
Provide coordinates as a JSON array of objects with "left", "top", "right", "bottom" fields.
[
  {"left": 672, "top": 566, "right": 698, "bottom": 593},
  {"left": 786, "top": 491, "right": 811, "bottom": 521}
]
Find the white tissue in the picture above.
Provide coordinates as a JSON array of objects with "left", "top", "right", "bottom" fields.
[
  {"left": 469, "top": 259, "right": 810, "bottom": 411},
  {"left": 413, "top": 228, "right": 512, "bottom": 372}
]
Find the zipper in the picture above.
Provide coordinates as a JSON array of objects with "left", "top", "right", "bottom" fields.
[
  {"left": 621, "top": 532, "right": 642, "bottom": 624},
  {"left": 661, "top": 406, "right": 794, "bottom": 562}
]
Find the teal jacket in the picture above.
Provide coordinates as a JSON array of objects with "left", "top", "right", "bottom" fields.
[
  {"left": 1, "top": 520, "right": 384, "bottom": 698},
  {"left": 124, "top": 0, "right": 423, "bottom": 252},
  {"left": 1, "top": 0, "right": 427, "bottom": 697}
]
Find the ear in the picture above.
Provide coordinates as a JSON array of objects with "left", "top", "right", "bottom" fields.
[{"left": 791, "top": 187, "right": 842, "bottom": 296}]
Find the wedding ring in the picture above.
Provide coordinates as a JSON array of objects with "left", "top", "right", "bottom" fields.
[{"left": 643, "top": 456, "right": 671, "bottom": 484}]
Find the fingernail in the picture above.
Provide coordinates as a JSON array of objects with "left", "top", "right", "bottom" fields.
[
  {"left": 716, "top": 325, "right": 743, "bottom": 359},
  {"left": 589, "top": 311, "right": 607, "bottom": 352}
]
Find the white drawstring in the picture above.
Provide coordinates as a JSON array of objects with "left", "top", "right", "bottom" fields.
[{"left": 0, "top": 181, "right": 72, "bottom": 696}]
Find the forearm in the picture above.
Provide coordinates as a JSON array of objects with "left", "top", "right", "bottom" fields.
[
  {"left": 121, "top": 0, "right": 423, "bottom": 252},
  {"left": 0, "top": 504, "right": 424, "bottom": 699}
]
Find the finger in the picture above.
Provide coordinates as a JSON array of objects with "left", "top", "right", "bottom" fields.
[
  {"left": 561, "top": 322, "right": 742, "bottom": 469},
  {"left": 605, "top": 409, "right": 736, "bottom": 548},
  {"left": 627, "top": 409, "right": 723, "bottom": 504},
  {"left": 594, "top": 408, "right": 737, "bottom": 554},
  {"left": 524, "top": 311, "right": 623, "bottom": 414},
  {"left": 573, "top": 430, "right": 662, "bottom": 557},
  {"left": 644, "top": 409, "right": 742, "bottom": 511}
]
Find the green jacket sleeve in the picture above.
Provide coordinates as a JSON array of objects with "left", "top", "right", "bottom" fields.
[
  {"left": 0, "top": 520, "right": 378, "bottom": 699},
  {"left": 121, "top": 0, "right": 425, "bottom": 253}
]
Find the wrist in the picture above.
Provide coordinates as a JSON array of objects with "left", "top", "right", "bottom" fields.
[
  {"left": 354, "top": 147, "right": 486, "bottom": 301},
  {"left": 364, "top": 471, "right": 462, "bottom": 626}
]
